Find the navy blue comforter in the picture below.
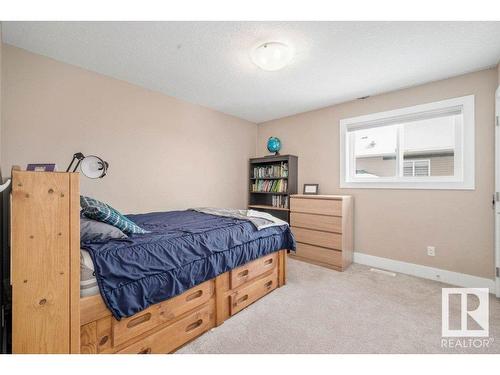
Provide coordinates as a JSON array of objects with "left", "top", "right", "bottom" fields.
[{"left": 82, "top": 210, "right": 295, "bottom": 319}]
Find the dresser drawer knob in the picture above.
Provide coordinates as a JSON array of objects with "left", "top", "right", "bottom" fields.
[
  {"left": 264, "top": 280, "right": 273, "bottom": 290},
  {"left": 138, "top": 347, "right": 152, "bottom": 354}
]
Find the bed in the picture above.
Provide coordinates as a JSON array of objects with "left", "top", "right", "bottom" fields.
[
  {"left": 79, "top": 210, "right": 293, "bottom": 353},
  {"left": 10, "top": 168, "right": 294, "bottom": 354}
]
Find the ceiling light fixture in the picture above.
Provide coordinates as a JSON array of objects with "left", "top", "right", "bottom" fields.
[{"left": 251, "top": 42, "right": 294, "bottom": 71}]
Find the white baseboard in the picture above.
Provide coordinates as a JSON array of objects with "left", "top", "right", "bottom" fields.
[{"left": 353, "top": 252, "right": 496, "bottom": 294}]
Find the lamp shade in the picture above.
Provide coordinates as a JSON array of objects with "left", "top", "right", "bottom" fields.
[
  {"left": 66, "top": 152, "right": 108, "bottom": 178},
  {"left": 80, "top": 155, "right": 108, "bottom": 179}
]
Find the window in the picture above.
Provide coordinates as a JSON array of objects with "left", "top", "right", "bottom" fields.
[{"left": 340, "top": 95, "right": 474, "bottom": 189}]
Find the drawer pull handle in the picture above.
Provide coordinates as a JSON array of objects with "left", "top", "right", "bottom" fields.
[
  {"left": 185, "top": 319, "right": 203, "bottom": 333},
  {"left": 99, "top": 335, "right": 109, "bottom": 346},
  {"left": 237, "top": 270, "right": 249, "bottom": 278},
  {"left": 138, "top": 347, "right": 152, "bottom": 354},
  {"left": 186, "top": 289, "right": 203, "bottom": 302},
  {"left": 234, "top": 294, "right": 249, "bottom": 306},
  {"left": 127, "top": 312, "right": 152, "bottom": 328},
  {"left": 264, "top": 280, "right": 273, "bottom": 290},
  {"left": 264, "top": 258, "right": 273, "bottom": 266}
]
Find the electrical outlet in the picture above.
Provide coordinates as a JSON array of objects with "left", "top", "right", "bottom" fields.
[{"left": 427, "top": 246, "right": 436, "bottom": 257}]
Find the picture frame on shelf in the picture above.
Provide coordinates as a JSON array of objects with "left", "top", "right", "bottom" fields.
[
  {"left": 303, "top": 183, "right": 319, "bottom": 195},
  {"left": 26, "top": 163, "right": 57, "bottom": 172}
]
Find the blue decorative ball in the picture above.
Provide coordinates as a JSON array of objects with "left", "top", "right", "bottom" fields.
[{"left": 267, "top": 137, "right": 282, "bottom": 154}]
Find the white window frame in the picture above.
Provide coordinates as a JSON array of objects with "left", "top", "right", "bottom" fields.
[{"left": 340, "top": 95, "right": 475, "bottom": 190}]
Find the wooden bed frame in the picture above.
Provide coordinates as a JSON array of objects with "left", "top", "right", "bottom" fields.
[{"left": 10, "top": 168, "right": 288, "bottom": 354}]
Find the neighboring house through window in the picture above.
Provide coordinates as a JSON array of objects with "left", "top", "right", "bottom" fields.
[{"left": 403, "top": 160, "right": 431, "bottom": 177}]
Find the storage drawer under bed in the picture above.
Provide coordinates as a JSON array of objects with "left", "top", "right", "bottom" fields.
[
  {"left": 229, "top": 252, "right": 277, "bottom": 289},
  {"left": 229, "top": 267, "right": 278, "bottom": 316},
  {"left": 117, "top": 301, "right": 215, "bottom": 354},
  {"left": 112, "top": 280, "right": 214, "bottom": 347}
]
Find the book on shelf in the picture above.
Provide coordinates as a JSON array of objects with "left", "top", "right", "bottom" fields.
[
  {"left": 251, "top": 178, "right": 288, "bottom": 193},
  {"left": 252, "top": 162, "right": 288, "bottom": 179},
  {"left": 271, "top": 195, "right": 289, "bottom": 209}
]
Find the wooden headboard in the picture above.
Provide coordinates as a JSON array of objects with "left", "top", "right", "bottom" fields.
[{"left": 10, "top": 167, "right": 80, "bottom": 353}]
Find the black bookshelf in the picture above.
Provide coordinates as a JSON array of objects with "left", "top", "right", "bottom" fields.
[{"left": 248, "top": 154, "right": 298, "bottom": 223}]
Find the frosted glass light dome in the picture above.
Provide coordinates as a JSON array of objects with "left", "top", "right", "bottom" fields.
[
  {"left": 251, "top": 42, "right": 293, "bottom": 71},
  {"left": 80, "top": 155, "right": 108, "bottom": 178}
]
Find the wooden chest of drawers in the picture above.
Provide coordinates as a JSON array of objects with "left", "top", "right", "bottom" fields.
[{"left": 289, "top": 195, "right": 353, "bottom": 271}]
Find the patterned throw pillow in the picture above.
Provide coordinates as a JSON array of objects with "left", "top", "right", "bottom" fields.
[{"left": 80, "top": 196, "right": 149, "bottom": 234}]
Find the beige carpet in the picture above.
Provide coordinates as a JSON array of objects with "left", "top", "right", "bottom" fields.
[{"left": 177, "top": 258, "right": 500, "bottom": 354}]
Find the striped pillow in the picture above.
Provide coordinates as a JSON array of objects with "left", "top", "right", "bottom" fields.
[{"left": 80, "top": 196, "right": 149, "bottom": 234}]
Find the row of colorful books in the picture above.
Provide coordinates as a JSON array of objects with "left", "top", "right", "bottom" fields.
[
  {"left": 252, "top": 162, "right": 288, "bottom": 178},
  {"left": 272, "top": 195, "right": 289, "bottom": 209},
  {"left": 251, "top": 179, "right": 288, "bottom": 193}
]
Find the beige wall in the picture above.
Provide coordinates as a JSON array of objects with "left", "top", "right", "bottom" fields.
[
  {"left": 258, "top": 68, "right": 497, "bottom": 279},
  {"left": 1, "top": 45, "right": 257, "bottom": 213}
]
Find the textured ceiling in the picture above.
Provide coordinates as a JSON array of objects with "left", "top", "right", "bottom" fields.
[{"left": 3, "top": 21, "right": 500, "bottom": 123}]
